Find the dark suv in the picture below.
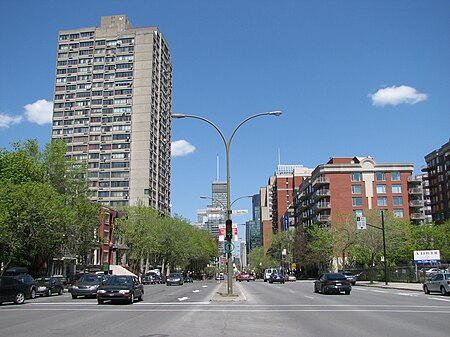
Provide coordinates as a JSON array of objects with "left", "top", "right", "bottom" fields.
[
  {"left": 4, "top": 268, "right": 36, "bottom": 299},
  {"left": 0, "top": 276, "right": 32, "bottom": 304}
]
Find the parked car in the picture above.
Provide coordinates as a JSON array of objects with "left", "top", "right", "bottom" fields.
[
  {"left": 423, "top": 273, "right": 450, "bottom": 296},
  {"left": 314, "top": 273, "right": 352, "bottom": 295},
  {"left": 268, "top": 272, "right": 285, "bottom": 284},
  {"left": 51, "top": 275, "right": 68, "bottom": 289},
  {"left": 96, "top": 275, "right": 144, "bottom": 304},
  {"left": 166, "top": 273, "right": 184, "bottom": 286},
  {"left": 215, "top": 273, "right": 225, "bottom": 280},
  {"left": 71, "top": 274, "right": 108, "bottom": 299},
  {"left": 13, "top": 274, "right": 37, "bottom": 299},
  {"left": 286, "top": 273, "right": 297, "bottom": 282},
  {"left": 0, "top": 276, "right": 32, "bottom": 305},
  {"left": 35, "top": 277, "right": 64, "bottom": 297},
  {"left": 424, "top": 268, "right": 443, "bottom": 277},
  {"left": 264, "top": 268, "right": 279, "bottom": 282},
  {"left": 341, "top": 271, "right": 357, "bottom": 285}
]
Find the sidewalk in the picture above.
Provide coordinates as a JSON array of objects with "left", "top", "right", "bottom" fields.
[{"left": 356, "top": 281, "right": 424, "bottom": 292}]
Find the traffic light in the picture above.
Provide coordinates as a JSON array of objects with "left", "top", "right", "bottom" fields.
[{"left": 225, "top": 219, "right": 232, "bottom": 241}]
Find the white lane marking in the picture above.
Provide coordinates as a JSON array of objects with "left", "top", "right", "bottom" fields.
[
  {"left": 192, "top": 290, "right": 200, "bottom": 293},
  {"left": 304, "top": 296, "right": 314, "bottom": 299},
  {"left": 202, "top": 285, "right": 208, "bottom": 288},
  {"left": 427, "top": 297, "right": 450, "bottom": 303},
  {"left": 177, "top": 297, "right": 190, "bottom": 301},
  {"left": 396, "top": 292, "right": 419, "bottom": 297}
]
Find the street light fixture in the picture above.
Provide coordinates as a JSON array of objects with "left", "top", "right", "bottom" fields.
[{"left": 173, "top": 111, "right": 281, "bottom": 295}]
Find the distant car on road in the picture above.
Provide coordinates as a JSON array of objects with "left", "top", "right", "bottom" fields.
[
  {"left": 264, "top": 268, "right": 279, "bottom": 282},
  {"left": 236, "top": 272, "right": 255, "bottom": 282},
  {"left": 142, "top": 272, "right": 160, "bottom": 285},
  {"left": 268, "top": 272, "right": 285, "bottom": 284},
  {"left": 97, "top": 275, "right": 143, "bottom": 304},
  {"left": 71, "top": 274, "right": 108, "bottom": 299},
  {"left": 184, "top": 275, "right": 194, "bottom": 283},
  {"left": 0, "top": 276, "right": 32, "bottom": 305},
  {"left": 35, "top": 277, "right": 64, "bottom": 297},
  {"left": 341, "top": 271, "right": 357, "bottom": 285},
  {"left": 215, "top": 273, "right": 225, "bottom": 280},
  {"left": 314, "top": 273, "right": 352, "bottom": 295},
  {"left": 423, "top": 273, "right": 450, "bottom": 296},
  {"left": 286, "top": 273, "right": 297, "bottom": 282},
  {"left": 166, "top": 273, "right": 184, "bottom": 286}
]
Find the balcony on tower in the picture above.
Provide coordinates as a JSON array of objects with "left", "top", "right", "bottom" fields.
[
  {"left": 312, "top": 176, "right": 330, "bottom": 186},
  {"left": 313, "top": 189, "right": 330, "bottom": 200}
]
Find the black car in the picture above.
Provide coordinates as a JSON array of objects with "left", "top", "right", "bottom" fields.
[
  {"left": 13, "top": 274, "right": 37, "bottom": 299},
  {"left": 96, "top": 275, "right": 144, "bottom": 304},
  {"left": 35, "top": 277, "right": 64, "bottom": 297},
  {"left": 142, "top": 272, "right": 160, "bottom": 285},
  {"left": 268, "top": 272, "right": 285, "bottom": 284},
  {"left": 166, "top": 273, "right": 184, "bottom": 286},
  {"left": 0, "top": 276, "right": 32, "bottom": 305},
  {"left": 314, "top": 273, "right": 352, "bottom": 295}
]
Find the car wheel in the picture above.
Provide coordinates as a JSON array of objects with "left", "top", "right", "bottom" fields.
[
  {"left": 58, "top": 288, "right": 63, "bottom": 295},
  {"left": 423, "top": 285, "right": 430, "bottom": 294},
  {"left": 46, "top": 289, "right": 52, "bottom": 297},
  {"left": 345, "top": 290, "right": 351, "bottom": 295},
  {"left": 440, "top": 286, "right": 448, "bottom": 296},
  {"left": 128, "top": 293, "right": 134, "bottom": 304},
  {"left": 321, "top": 286, "right": 327, "bottom": 294},
  {"left": 14, "top": 292, "right": 26, "bottom": 304},
  {"left": 314, "top": 285, "right": 319, "bottom": 293},
  {"left": 138, "top": 292, "right": 144, "bottom": 301},
  {"left": 97, "top": 299, "right": 104, "bottom": 305},
  {"left": 30, "top": 288, "right": 36, "bottom": 299},
  {"left": 72, "top": 295, "right": 78, "bottom": 299}
]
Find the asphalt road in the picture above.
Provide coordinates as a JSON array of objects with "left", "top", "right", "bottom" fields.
[{"left": 1, "top": 280, "right": 449, "bottom": 337}]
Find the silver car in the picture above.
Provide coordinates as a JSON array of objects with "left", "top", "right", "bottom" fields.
[{"left": 423, "top": 273, "right": 450, "bottom": 296}]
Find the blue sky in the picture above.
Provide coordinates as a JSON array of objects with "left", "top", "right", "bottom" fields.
[{"left": 1, "top": 0, "right": 449, "bottom": 228}]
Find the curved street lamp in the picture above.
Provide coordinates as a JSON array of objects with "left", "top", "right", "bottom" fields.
[{"left": 172, "top": 111, "right": 282, "bottom": 295}]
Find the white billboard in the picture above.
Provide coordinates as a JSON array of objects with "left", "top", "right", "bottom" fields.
[{"left": 414, "top": 250, "right": 440, "bottom": 264}]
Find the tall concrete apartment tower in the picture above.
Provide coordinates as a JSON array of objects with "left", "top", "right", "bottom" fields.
[{"left": 51, "top": 15, "right": 172, "bottom": 213}]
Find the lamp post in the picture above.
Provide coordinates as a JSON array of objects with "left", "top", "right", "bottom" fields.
[{"left": 173, "top": 111, "right": 281, "bottom": 295}]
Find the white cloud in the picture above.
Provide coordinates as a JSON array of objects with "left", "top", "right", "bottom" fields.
[
  {"left": 0, "top": 113, "right": 22, "bottom": 129},
  {"left": 369, "top": 85, "right": 428, "bottom": 107},
  {"left": 171, "top": 140, "right": 196, "bottom": 157},
  {"left": 24, "top": 99, "right": 53, "bottom": 125}
]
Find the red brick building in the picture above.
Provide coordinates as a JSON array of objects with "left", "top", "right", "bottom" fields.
[{"left": 294, "top": 156, "right": 421, "bottom": 225}]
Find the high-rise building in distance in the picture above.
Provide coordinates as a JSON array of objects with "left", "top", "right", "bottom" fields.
[{"left": 51, "top": 15, "right": 172, "bottom": 214}]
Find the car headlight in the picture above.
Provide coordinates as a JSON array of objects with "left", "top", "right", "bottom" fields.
[
  {"left": 97, "top": 289, "right": 106, "bottom": 294},
  {"left": 119, "top": 289, "right": 130, "bottom": 294},
  {"left": 89, "top": 285, "right": 100, "bottom": 289},
  {"left": 72, "top": 285, "right": 79, "bottom": 289}
]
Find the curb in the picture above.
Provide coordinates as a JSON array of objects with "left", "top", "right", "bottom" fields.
[{"left": 210, "top": 281, "right": 246, "bottom": 302}]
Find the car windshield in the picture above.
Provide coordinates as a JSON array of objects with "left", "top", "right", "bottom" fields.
[
  {"left": 169, "top": 273, "right": 180, "bottom": 278},
  {"left": 326, "top": 273, "right": 347, "bottom": 280},
  {"left": 36, "top": 278, "right": 51, "bottom": 284},
  {"left": 106, "top": 276, "right": 132, "bottom": 286},
  {"left": 79, "top": 275, "right": 102, "bottom": 283}
]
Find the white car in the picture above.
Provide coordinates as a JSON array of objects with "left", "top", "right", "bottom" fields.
[
  {"left": 423, "top": 273, "right": 450, "bottom": 295},
  {"left": 286, "top": 273, "right": 296, "bottom": 282},
  {"left": 425, "top": 268, "right": 443, "bottom": 276}
]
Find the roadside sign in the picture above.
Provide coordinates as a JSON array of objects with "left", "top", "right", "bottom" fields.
[
  {"left": 414, "top": 250, "right": 440, "bottom": 264},
  {"left": 224, "top": 242, "right": 235, "bottom": 253},
  {"left": 356, "top": 216, "right": 367, "bottom": 230},
  {"left": 232, "top": 209, "right": 248, "bottom": 215}
]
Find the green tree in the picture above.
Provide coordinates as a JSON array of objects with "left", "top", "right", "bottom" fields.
[
  {"left": 0, "top": 139, "right": 100, "bottom": 274},
  {"left": 247, "top": 246, "right": 277, "bottom": 277}
]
